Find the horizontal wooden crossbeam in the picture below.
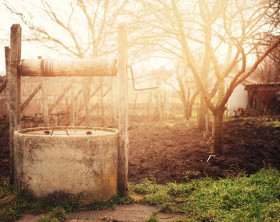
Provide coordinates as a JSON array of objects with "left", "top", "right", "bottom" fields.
[{"left": 19, "top": 59, "right": 117, "bottom": 77}]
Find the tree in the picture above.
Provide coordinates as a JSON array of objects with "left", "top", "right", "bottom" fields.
[
  {"left": 251, "top": 46, "right": 280, "bottom": 83},
  {"left": 166, "top": 63, "right": 198, "bottom": 121},
  {"left": 131, "top": 0, "right": 280, "bottom": 154}
]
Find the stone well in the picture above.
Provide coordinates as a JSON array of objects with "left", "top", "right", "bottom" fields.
[{"left": 14, "top": 126, "right": 119, "bottom": 201}]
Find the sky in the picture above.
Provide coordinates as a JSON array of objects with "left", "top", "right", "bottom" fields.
[
  {"left": 0, "top": 0, "right": 173, "bottom": 77},
  {"left": 0, "top": 1, "right": 54, "bottom": 74}
]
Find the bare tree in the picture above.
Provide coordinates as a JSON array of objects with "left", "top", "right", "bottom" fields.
[
  {"left": 130, "top": 0, "right": 280, "bottom": 154},
  {"left": 167, "top": 63, "right": 198, "bottom": 121},
  {"left": 4, "top": 0, "right": 127, "bottom": 58},
  {"left": 251, "top": 46, "right": 280, "bottom": 83}
]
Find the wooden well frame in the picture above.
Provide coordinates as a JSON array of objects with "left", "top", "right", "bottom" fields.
[{"left": 5, "top": 24, "right": 129, "bottom": 196}]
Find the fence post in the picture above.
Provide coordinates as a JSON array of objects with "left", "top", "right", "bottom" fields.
[
  {"left": 6, "top": 24, "right": 21, "bottom": 184},
  {"left": 41, "top": 77, "right": 49, "bottom": 127},
  {"left": 118, "top": 24, "right": 128, "bottom": 196},
  {"left": 70, "top": 77, "right": 75, "bottom": 126}
]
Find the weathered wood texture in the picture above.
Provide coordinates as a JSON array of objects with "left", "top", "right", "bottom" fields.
[
  {"left": 118, "top": 24, "right": 129, "bottom": 196},
  {"left": 19, "top": 59, "right": 117, "bottom": 77},
  {"left": 41, "top": 77, "right": 49, "bottom": 127},
  {"left": 21, "top": 84, "right": 41, "bottom": 112},
  {"left": 77, "top": 85, "right": 112, "bottom": 126},
  {"left": 70, "top": 77, "right": 75, "bottom": 126},
  {"left": 48, "top": 85, "right": 72, "bottom": 114},
  {"left": 6, "top": 24, "right": 21, "bottom": 184},
  {"left": 0, "top": 78, "right": 6, "bottom": 93}
]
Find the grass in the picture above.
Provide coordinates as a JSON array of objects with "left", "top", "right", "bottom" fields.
[
  {"left": 1, "top": 168, "right": 280, "bottom": 221},
  {"left": 129, "top": 168, "right": 280, "bottom": 221},
  {"left": 0, "top": 183, "right": 133, "bottom": 222},
  {"left": 264, "top": 120, "right": 280, "bottom": 127}
]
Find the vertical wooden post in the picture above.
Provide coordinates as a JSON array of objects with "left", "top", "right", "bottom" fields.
[
  {"left": 70, "top": 77, "right": 75, "bottom": 126},
  {"left": 83, "top": 78, "right": 90, "bottom": 126},
  {"left": 111, "top": 78, "right": 114, "bottom": 122},
  {"left": 6, "top": 24, "right": 21, "bottom": 184},
  {"left": 100, "top": 77, "right": 104, "bottom": 126},
  {"left": 41, "top": 77, "right": 49, "bottom": 127},
  {"left": 118, "top": 24, "right": 128, "bottom": 196}
]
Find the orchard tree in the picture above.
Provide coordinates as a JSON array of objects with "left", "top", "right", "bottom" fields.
[
  {"left": 166, "top": 63, "right": 198, "bottom": 120},
  {"left": 252, "top": 45, "right": 280, "bottom": 83},
  {"left": 132, "top": 0, "right": 280, "bottom": 154}
]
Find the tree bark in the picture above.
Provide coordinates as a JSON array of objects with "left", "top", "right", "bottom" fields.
[
  {"left": 212, "top": 77, "right": 225, "bottom": 154},
  {"left": 198, "top": 96, "right": 208, "bottom": 130},
  {"left": 212, "top": 109, "right": 224, "bottom": 155}
]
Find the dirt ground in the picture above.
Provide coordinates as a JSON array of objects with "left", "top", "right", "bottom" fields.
[
  {"left": 1, "top": 115, "right": 280, "bottom": 185},
  {"left": 128, "top": 116, "right": 280, "bottom": 184}
]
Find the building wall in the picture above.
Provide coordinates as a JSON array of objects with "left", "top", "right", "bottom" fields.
[
  {"left": 226, "top": 83, "right": 248, "bottom": 117},
  {"left": 245, "top": 84, "right": 280, "bottom": 114}
]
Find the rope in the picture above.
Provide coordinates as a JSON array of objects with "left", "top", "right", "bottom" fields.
[{"left": 40, "top": 59, "right": 55, "bottom": 76}]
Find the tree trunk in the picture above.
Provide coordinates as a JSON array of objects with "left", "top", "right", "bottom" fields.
[
  {"left": 212, "top": 109, "right": 224, "bottom": 154},
  {"left": 212, "top": 77, "right": 225, "bottom": 154},
  {"left": 198, "top": 95, "right": 208, "bottom": 130},
  {"left": 182, "top": 99, "right": 191, "bottom": 120}
]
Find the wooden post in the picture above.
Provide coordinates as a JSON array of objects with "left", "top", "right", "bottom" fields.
[
  {"left": 21, "top": 84, "right": 41, "bottom": 112},
  {"left": 41, "top": 77, "right": 49, "bottom": 127},
  {"left": 70, "top": 77, "right": 75, "bottom": 126},
  {"left": 6, "top": 24, "right": 21, "bottom": 184},
  {"left": 100, "top": 77, "right": 104, "bottom": 126},
  {"left": 111, "top": 78, "right": 114, "bottom": 122},
  {"left": 118, "top": 24, "right": 128, "bottom": 196}
]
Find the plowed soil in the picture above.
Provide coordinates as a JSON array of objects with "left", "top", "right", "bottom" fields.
[
  {"left": 1, "top": 116, "right": 280, "bottom": 185},
  {"left": 128, "top": 116, "right": 280, "bottom": 184}
]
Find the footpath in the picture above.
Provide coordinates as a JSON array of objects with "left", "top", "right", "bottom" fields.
[{"left": 16, "top": 204, "right": 188, "bottom": 222}]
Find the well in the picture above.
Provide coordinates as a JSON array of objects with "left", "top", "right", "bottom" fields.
[{"left": 14, "top": 126, "right": 119, "bottom": 201}]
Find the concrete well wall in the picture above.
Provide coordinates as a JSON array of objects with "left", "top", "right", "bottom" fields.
[{"left": 14, "top": 126, "right": 119, "bottom": 202}]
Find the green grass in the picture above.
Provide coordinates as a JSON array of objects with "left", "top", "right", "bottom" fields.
[
  {"left": 264, "top": 121, "right": 280, "bottom": 127},
  {"left": 1, "top": 169, "right": 280, "bottom": 221},
  {"left": 129, "top": 168, "right": 280, "bottom": 221},
  {"left": 0, "top": 182, "right": 133, "bottom": 222},
  {"left": 163, "top": 122, "right": 176, "bottom": 127}
]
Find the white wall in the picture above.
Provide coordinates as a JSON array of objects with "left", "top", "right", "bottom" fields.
[{"left": 227, "top": 83, "right": 248, "bottom": 116}]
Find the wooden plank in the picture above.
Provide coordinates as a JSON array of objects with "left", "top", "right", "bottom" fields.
[
  {"left": 48, "top": 85, "right": 71, "bottom": 114},
  {"left": 41, "top": 77, "right": 49, "bottom": 127},
  {"left": 19, "top": 59, "right": 117, "bottom": 77},
  {"left": 100, "top": 77, "right": 104, "bottom": 125},
  {"left": 70, "top": 77, "right": 75, "bottom": 126},
  {"left": 21, "top": 84, "right": 41, "bottom": 112},
  {"left": 6, "top": 24, "right": 21, "bottom": 184},
  {"left": 83, "top": 77, "right": 91, "bottom": 126},
  {"left": 111, "top": 78, "right": 115, "bottom": 122},
  {"left": 0, "top": 78, "right": 6, "bottom": 93},
  {"left": 78, "top": 86, "right": 100, "bottom": 113},
  {"left": 77, "top": 103, "right": 98, "bottom": 126},
  {"left": 77, "top": 84, "right": 112, "bottom": 125},
  {"left": 118, "top": 24, "right": 128, "bottom": 196}
]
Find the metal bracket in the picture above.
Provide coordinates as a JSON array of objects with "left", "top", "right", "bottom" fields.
[{"left": 127, "top": 65, "right": 159, "bottom": 91}]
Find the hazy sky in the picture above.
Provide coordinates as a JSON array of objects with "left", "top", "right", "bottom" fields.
[{"left": 0, "top": 2, "right": 49, "bottom": 74}]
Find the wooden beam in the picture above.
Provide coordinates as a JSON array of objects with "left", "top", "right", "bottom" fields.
[
  {"left": 19, "top": 59, "right": 117, "bottom": 77},
  {"left": 0, "top": 78, "right": 6, "bottom": 93},
  {"left": 48, "top": 85, "right": 71, "bottom": 114},
  {"left": 118, "top": 24, "right": 128, "bottom": 196},
  {"left": 21, "top": 84, "right": 41, "bottom": 112},
  {"left": 76, "top": 85, "right": 112, "bottom": 126},
  {"left": 78, "top": 86, "right": 100, "bottom": 113},
  {"left": 70, "top": 77, "right": 75, "bottom": 126},
  {"left": 41, "top": 77, "right": 49, "bottom": 127},
  {"left": 6, "top": 24, "right": 21, "bottom": 184}
]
